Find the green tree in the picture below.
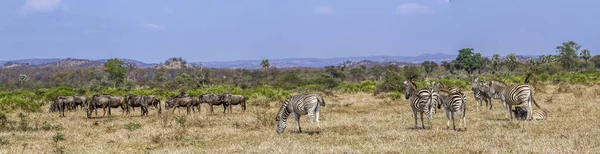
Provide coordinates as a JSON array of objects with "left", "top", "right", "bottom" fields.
[
  {"left": 505, "top": 53, "right": 518, "bottom": 75},
  {"left": 402, "top": 66, "right": 421, "bottom": 80},
  {"left": 420, "top": 61, "right": 438, "bottom": 78},
  {"left": 580, "top": 49, "right": 591, "bottom": 63},
  {"left": 260, "top": 59, "right": 270, "bottom": 80},
  {"left": 103, "top": 58, "right": 127, "bottom": 88},
  {"left": 454, "top": 48, "right": 484, "bottom": 74},
  {"left": 556, "top": 41, "right": 581, "bottom": 71},
  {"left": 441, "top": 61, "right": 457, "bottom": 75},
  {"left": 349, "top": 67, "right": 365, "bottom": 82},
  {"left": 491, "top": 54, "right": 502, "bottom": 75},
  {"left": 591, "top": 55, "right": 600, "bottom": 68},
  {"left": 527, "top": 58, "right": 538, "bottom": 71},
  {"left": 19, "top": 74, "right": 28, "bottom": 86}
]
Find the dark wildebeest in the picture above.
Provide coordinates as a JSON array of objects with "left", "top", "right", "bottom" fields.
[
  {"left": 145, "top": 95, "right": 162, "bottom": 114},
  {"left": 73, "top": 96, "right": 88, "bottom": 111},
  {"left": 55, "top": 96, "right": 75, "bottom": 111},
  {"left": 165, "top": 96, "right": 194, "bottom": 114},
  {"left": 200, "top": 94, "right": 226, "bottom": 114},
  {"left": 107, "top": 96, "right": 127, "bottom": 116},
  {"left": 220, "top": 94, "right": 246, "bottom": 113},
  {"left": 125, "top": 95, "right": 149, "bottom": 116},
  {"left": 190, "top": 97, "right": 201, "bottom": 113},
  {"left": 54, "top": 96, "right": 71, "bottom": 117},
  {"left": 86, "top": 94, "right": 111, "bottom": 118}
]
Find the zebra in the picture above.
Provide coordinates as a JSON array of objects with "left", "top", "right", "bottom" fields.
[
  {"left": 475, "top": 82, "right": 495, "bottom": 111},
  {"left": 431, "top": 87, "right": 467, "bottom": 130},
  {"left": 276, "top": 94, "right": 326, "bottom": 134},
  {"left": 513, "top": 107, "right": 546, "bottom": 120},
  {"left": 404, "top": 80, "right": 435, "bottom": 129},
  {"left": 435, "top": 82, "right": 460, "bottom": 93},
  {"left": 488, "top": 80, "right": 541, "bottom": 120}
]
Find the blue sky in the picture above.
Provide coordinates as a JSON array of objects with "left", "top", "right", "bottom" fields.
[{"left": 0, "top": 0, "right": 598, "bottom": 63}]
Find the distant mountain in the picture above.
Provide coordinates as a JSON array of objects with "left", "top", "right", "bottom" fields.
[
  {"left": 1, "top": 53, "right": 539, "bottom": 69},
  {"left": 196, "top": 53, "right": 458, "bottom": 69}
]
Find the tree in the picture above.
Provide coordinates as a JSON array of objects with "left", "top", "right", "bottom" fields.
[
  {"left": 556, "top": 41, "right": 581, "bottom": 71},
  {"left": 260, "top": 59, "right": 270, "bottom": 71},
  {"left": 491, "top": 54, "right": 502, "bottom": 75},
  {"left": 402, "top": 66, "right": 422, "bottom": 80},
  {"left": 505, "top": 53, "right": 518, "bottom": 75},
  {"left": 19, "top": 74, "right": 27, "bottom": 86},
  {"left": 441, "top": 61, "right": 457, "bottom": 75},
  {"left": 591, "top": 55, "right": 600, "bottom": 68},
  {"left": 527, "top": 58, "right": 538, "bottom": 71},
  {"left": 420, "top": 61, "right": 438, "bottom": 78},
  {"left": 349, "top": 67, "right": 365, "bottom": 82},
  {"left": 580, "top": 49, "right": 591, "bottom": 63},
  {"left": 260, "top": 59, "right": 270, "bottom": 80},
  {"left": 454, "top": 48, "right": 484, "bottom": 74},
  {"left": 103, "top": 58, "right": 127, "bottom": 88}
]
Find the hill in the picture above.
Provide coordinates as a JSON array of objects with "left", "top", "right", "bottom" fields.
[{"left": 1, "top": 53, "right": 537, "bottom": 69}]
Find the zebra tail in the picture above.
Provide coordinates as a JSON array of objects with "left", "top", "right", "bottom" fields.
[
  {"left": 318, "top": 96, "right": 326, "bottom": 107},
  {"left": 530, "top": 89, "right": 541, "bottom": 109}
]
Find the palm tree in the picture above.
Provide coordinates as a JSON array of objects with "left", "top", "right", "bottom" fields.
[
  {"left": 19, "top": 74, "right": 28, "bottom": 86},
  {"left": 580, "top": 49, "right": 591, "bottom": 63},
  {"left": 260, "top": 59, "right": 270, "bottom": 79}
]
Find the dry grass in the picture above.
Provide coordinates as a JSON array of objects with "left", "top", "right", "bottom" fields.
[{"left": 1, "top": 84, "right": 599, "bottom": 153}]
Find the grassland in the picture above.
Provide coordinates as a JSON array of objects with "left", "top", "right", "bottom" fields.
[{"left": 1, "top": 84, "right": 599, "bottom": 153}]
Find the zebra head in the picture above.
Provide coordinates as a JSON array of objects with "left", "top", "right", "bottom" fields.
[
  {"left": 276, "top": 115, "right": 287, "bottom": 134},
  {"left": 403, "top": 80, "right": 411, "bottom": 100}
]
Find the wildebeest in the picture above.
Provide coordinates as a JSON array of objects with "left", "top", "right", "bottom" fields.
[
  {"left": 125, "top": 94, "right": 149, "bottom": 116},
  {"left": 107, "top": 96, "right": 127, "bottom": 116},
  {"left": 220, "top": 94, "right": 246, "bottom": 113},
  {"left": 165, "top": 96, "right": 194, "bottom": 114},
  {"left": 145, "top": 95, "right": 162, "bottom": 114},
  {"left": 86, "top": 94, "right": 126, "bottom": 118},
  {"left": 86, "top": 94, "right": 111, "bottom": 118},
  {"left": 191, "top": 97, "right": 201, "bottom": 113},
  {"left": 200, "top": 94, "right": 226, "bottom": 114},
  {"left": 53, "top": 96, "right": 71, "bottom": 117},
  {"left": 73, "top": 96, "right": 88, "bottom": 110}
]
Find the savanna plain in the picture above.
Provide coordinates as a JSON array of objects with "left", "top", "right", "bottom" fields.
[{"left": 1, "top": 84, "right": 599, "bottom": 153}]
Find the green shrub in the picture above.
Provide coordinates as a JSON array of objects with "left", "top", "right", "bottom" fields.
[{"left": 124, "top": 122, "right": 142, "bottom": 131}]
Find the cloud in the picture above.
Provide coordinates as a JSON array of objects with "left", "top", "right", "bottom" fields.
[
  {"left": 314, "top": 6, "right": 333, "bottom": 14},
  {"left": 141, "top": 24, "right": 166, "bottom": 30},
  {"left": 21, "top": 0, "right": 62, "bottom": 13},
  {"left": 396, "top": 3, "right": 434, "bottom": 15}
]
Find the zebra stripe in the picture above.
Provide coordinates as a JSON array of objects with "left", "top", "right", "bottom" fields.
[
  {"left": 433, "top": 88, "right": 467, "bottom": 130},
  {"left": 476, "top": 82, "right": 495, "bottom": 111},
  {"left": 276, "top": 94, "right": 325, "bottom": 134},
  {"left": 405, "top": 80, "right": 435, "bottom": 129},
  {"left": 489, "top": 81, "right": 541, "bottom": 120}
]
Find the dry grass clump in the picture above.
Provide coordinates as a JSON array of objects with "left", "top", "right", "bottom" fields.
[{"left": 1, "top": 85, "right": 600, "bottom": 153}]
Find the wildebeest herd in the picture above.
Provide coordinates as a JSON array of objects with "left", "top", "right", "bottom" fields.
[{"left": 49, "top": 92, "right": 246, "bottom": 119}]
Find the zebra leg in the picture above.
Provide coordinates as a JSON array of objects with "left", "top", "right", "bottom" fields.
[
  {"left": 451, "top": 112, "right": 456, "bottom": 130},
  {"left": 445, "top": 110, "right": 450, "bottom": 129},
  {"left": 315, "top": 109, "right": 321, "bottom": 127},
  {"left": 420, "top": 112, "right": 425, "bottom": 129},
  {"left": 413, "top": 110, "right": 418, "bottom": 129},
  {"left": 293, "top": 112, "right": 302, "bottom": 133},
  {"left": 308, "top": 111, "right": 315, "bottom": 128},
  {"left": 210, "top": 105, "right": 214, "bottom": 114}
]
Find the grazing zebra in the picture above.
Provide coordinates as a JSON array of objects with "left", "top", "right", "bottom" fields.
[
  {"left": 404, "top": 80, "right": 435, "bottom": 129},
  {"left": 476, "top": 82, "right": 495, "bottom": 111},
  {"left": 489, "top": 81, "right": 541, "bottom": 120},
  {"left": 431, "top": 87, "right": 467, "bottom": 130},
  {"left": 513, "top": 107, "right": 546, "bottom": 120},
  {"left": 276, "top": 94, "right": 326, "bottom": 134}
]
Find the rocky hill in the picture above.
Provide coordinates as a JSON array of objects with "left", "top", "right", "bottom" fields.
[{"left": 0, "top": 53, "right": 538, "bottom": 69}]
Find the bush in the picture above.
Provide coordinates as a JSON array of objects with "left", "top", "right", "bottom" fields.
[
  {"left": 124, "top": 122, "right": 142, "bottom": 131},
  {"left": 374, "top": 70, "right": 405, "bottom": 95}
]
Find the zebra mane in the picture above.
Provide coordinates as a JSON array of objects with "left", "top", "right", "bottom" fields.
[
  {"left": 407, "top": 80, "right": 418, "bottom": 90},
  {"left": 491, "top": 80, "right": 507, "bottom": 86}
]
